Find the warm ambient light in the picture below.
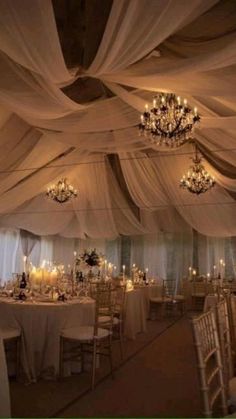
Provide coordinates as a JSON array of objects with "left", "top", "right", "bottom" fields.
[
  {"left": 46, "top": 178, "right": 77, "bottom": 204},
  {"left": 180, "top": 145, "right": 215, "bottom": 195},
  {"left": 139, "top": 93, "right": 200, "bottom": 147}
]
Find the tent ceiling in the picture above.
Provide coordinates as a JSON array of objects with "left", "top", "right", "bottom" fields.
[{"left": 0, "top": 0, "right": 235, "bottom": 238}]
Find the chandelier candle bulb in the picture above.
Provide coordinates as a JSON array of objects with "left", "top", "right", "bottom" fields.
[
  {"left": 139, "top": 93, "right": 200, "bottom": 147},
  {"left": 180, "top": 144, "right": 215, "bottom": 194},
  {"left": 46, "top": 178, "right": 77, "bottom": 204}
]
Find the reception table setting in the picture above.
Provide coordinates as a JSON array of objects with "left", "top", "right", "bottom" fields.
[{"left": 0, "top": 249, "right": 161, "bottom": 383}]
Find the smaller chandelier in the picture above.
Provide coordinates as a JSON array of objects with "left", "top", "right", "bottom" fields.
[
  {"left": 46, "top": 178, "right": 77, "bottom": 203},
  {"left": 139, "top": 93, "right": 200, "bottom": 147},
  {"left": 180, "top": 146, "right": 215, "bottom": 195}
]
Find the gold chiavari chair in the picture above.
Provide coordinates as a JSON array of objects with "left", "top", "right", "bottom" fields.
[
  {"left": 60, "top": 282, "right": 114, "bottom": 389},
  {"left": 98, "top": 284, "right": 126, "bottom": 360},
  {"left": 163, "top": 279, "right": 186, "bottom": 316},
  {"left": 215, "top": 300, "right": 234, "bottom": 395},
  {"left": 192, "top": 310, "right": 227, "bottom": 417},
  {"left": 191, "top": 280, "right": 208, "bottom": 311}
]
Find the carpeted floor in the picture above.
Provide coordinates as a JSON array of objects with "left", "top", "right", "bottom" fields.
[{"left": 9, "top": 313, "right": 204, "bottom": 418}]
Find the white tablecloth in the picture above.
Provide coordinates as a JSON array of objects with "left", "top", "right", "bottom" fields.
[
  {"left": 0, "top": 297, "right": 95, "bottom": 382},
  {"left": 138, "top": 284, "right": 163, "bottom": 317},
  {"left": 124, "top": 289, "right": 147, "bottom": 340},
  {"left": 0, "top": 336, "right": 10, "bottom": 418}
]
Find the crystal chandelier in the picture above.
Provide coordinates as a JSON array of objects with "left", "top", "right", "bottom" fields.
[
  {"left": 46, "top": 178, "right": 77, "bottom": 203},
  {"left": 180, "top": 146, "right": 215, "bottom": 195},
  {"left": 139, "top": 93, "right": 200, "bottom": 147}
]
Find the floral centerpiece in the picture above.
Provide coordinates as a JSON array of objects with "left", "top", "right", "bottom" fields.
[{"left": 75, "top": 248, "right": 102, "bottom": 274}]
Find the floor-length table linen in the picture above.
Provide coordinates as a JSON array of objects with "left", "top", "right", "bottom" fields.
[
  {"left": 0, "top": 336, "right": 11, "bottom": 418},
  {"left": 124, "top": 289, "right": 147, "bottom": 340},
  {"left": 138, "top": 284, "right": 163, "bottom": 317},
  {"left": 0, "top": 297, "right": 95, "bottom": 382}
]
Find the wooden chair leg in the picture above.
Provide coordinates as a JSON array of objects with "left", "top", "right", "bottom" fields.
[
  {"left": 16, "top": 336, "right": 21, "bottom": 380},
  {"left": 59, "top": 336, "right": 64, "bottom": 377},
  {"left": 109, "top": 334, "right": 114, "bottom": 379},
  {"left": 91, "top": 340, "right": 97, "bottom": 390},
  {"left": 119, "top": 322, "right": 124, "bottom": 360}
]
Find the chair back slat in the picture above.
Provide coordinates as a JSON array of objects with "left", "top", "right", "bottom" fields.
[
  {"left": 216, "top": 299, "right": 234, "bottom": 392},
  {"left": 90, "top": 282, "right": 113, "bottom": 335},
  {"left": 192, "top": 310, "right": 227, "bottom": 417}
]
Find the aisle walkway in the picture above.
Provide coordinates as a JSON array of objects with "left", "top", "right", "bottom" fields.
[{"left": 55, "top": 316, "right": 202, "bottom": 418}]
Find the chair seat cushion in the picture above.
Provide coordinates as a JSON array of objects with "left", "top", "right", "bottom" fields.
[
  {"left": 173, "top": 294, "right": 185, "bottom": 301},
  {"left": 192, "top": 293, "right": 205, "bottom": 297},
  {"left": 0, "top": 327, "right": 21, "bottom": 340},
  {"left": 150, "top": 297, "right": 171, "bottom": 303},
  {"left": 61, "top": 325, "right": 111, "bottom": 341},
  {"left": 98, "top": 315, "right": 119, "bottom": 325}
]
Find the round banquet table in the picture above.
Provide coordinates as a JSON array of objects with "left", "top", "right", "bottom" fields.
[{"left": 0, "top": 297, "right": 95, "bottom": 382}]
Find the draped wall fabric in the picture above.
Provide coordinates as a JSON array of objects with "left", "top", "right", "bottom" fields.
[
  {"left": 0, "top": 1, "right": 234, "bottom": 238},
  {"left": 0, "top": 229, "right": 20, "bottom": 285},
  {"left": 0, "top": 229, "right": 235, "bottom": 285}
]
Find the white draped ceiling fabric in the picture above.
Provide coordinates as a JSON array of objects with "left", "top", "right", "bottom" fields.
[{"left": 0, "top": 0, "right": 235, "bottom": 239}]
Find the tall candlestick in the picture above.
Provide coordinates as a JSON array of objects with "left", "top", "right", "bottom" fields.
[
  {"left": 23, "top": 255, "right": 27, "bottom": 272},
  {"left": 122, "top": 265, "right": 125, "bottom": 281}
]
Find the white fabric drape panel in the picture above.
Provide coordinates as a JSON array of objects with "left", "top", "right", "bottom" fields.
[
  {"left": 0, "top": 0, "right": 73, "bottom": 85},
  {"left": 39, "top": 236, "right": 53, "bottom": 265},
  {"left": 0, "top": 229, "right": 20, "bottom": 284},
  {"left": 130, "top": 231, "right": 193, "bottom": 282},
  {"left": 53, "top": 236, "right": 76, "bottom": 267},
  {"left": 87, "top": 0, "right": 218, "bottom": 75}
]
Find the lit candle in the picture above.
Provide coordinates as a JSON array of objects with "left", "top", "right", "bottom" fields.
[
  {"left": 194, "top": 107, "right": 198, "bottom": 115},
  {"left": 23, "top": 255, "right": 27, "bottom": 272},
  {"left": 122, "top": 264, "right": 125, "bottom": 281},
  {"left": 153, "top": 99, "right": 156, "bottom": 108},
  {"left": 145, "top": 104, "right": 148, "bottom": 111},
  {"left": 104, "top": 259, "right": 107, "bottom": 276},
  {"left": 183, "top": 98, "right": 187, "bottom": 107},
  {"left": 207, "top": 273, "right": 210, "bottom": 281},
  {"left": 188, "top": 266, "right": 192, "bottom": 280},
  {"left": 177, "top": 96, "right": 181, "bottom": 105},
  {"left": 73, "top": 251, "right": 77, "bottom": 257},
  {"left": 219, "top": 259, "right": 223, "bottom": 278},
  {"left": 213, "top": 265, "right": 216, "bottom": 278},
  {"left": 192, "top": 269, "right": 196, "bottom": 278}
]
